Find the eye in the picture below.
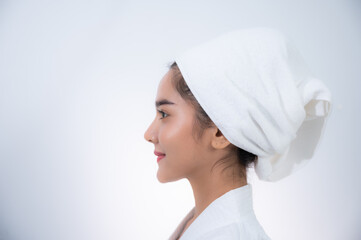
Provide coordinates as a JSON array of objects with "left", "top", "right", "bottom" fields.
[{"left": 157, "top": 109, "right": 169, "bottom": 119}]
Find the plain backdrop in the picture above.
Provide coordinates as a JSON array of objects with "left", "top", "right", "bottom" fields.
[{"left": 0, "top": 0, "right": 360, "bottom": 239}]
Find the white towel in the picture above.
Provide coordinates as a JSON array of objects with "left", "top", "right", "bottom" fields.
[{"left": 174, "top": 28, "right": 332, "bottom": 182}]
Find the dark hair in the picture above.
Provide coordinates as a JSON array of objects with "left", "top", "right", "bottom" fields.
[{"left": 168, "top": 61, "right": 257, "bottom": 179}]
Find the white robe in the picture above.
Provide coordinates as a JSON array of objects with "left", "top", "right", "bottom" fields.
[{"left": 168, "top": 184, "right": 271, "bottom": 240}]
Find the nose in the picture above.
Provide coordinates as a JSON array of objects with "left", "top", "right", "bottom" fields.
[{"left": 144, "top": 120, "right": 157, "bottom": 143}]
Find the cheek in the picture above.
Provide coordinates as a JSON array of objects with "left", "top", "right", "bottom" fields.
[{"left": 159, "top": 121, "right": 195, "bottom": 155}]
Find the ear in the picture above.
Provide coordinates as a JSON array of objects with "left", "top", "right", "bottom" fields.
[{"left": 210, "top": 128, "right": 232, "bottom": 150}]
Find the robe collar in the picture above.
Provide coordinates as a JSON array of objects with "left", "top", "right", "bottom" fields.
[{"left": 170, "top": 184, "right": 255, "bottom": 240}]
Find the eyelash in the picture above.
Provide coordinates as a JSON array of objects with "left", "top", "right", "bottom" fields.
[{"left": 157, "top": 110, "right": 169, "bottom": 119}]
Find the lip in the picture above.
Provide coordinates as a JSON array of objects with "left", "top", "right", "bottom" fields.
[
  {"left": 154, "top": 151, "right": 166, "bottom": 163},
  {"left": 157, "top": 155, "right": 165, "bottom": 163},
  {"left": 154, "top": 150, "right": 166, "bottom": 156}
]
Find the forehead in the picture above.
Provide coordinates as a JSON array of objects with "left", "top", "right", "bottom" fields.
[
  {"left": 155, "top": 69, "right": 195, "bottom": 112},
  {"left": 158, "top": 69, "right": 173, "bottom": 89},
  {"left": 156, "top": 70, "right": 178, "bottom": 101}
]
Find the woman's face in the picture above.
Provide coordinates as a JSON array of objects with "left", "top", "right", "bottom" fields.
[{"left": 144, "top": 70, "right": 214, "bottom": 183}]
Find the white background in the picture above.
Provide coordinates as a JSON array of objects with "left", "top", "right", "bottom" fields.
[{"left": 0, "top": 0, "right": 360, "bottom": 239}]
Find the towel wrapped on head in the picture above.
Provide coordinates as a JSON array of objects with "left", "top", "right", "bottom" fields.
[{"left": 174, "top": 28, "right": 332, "bottom": 182}]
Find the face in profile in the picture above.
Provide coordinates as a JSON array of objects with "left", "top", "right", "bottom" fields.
[{"left": 144, "top": 70, "right": 214, "bottom": 183}]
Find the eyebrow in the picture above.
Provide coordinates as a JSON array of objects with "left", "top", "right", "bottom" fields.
[{"left": 155, "top": 99, "right": 176, "bottom": 108}]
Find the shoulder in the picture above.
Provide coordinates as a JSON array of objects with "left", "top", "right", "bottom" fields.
[{"left": 195, "top": 221, "right": 272, "bottom": 240}]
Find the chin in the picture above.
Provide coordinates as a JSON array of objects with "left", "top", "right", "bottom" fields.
[
  {"left": 157, "top": 173, "right": 173, "bottom": 183},
  {"left": 157, "top": 171, "right": 183, "bottom": 183}
]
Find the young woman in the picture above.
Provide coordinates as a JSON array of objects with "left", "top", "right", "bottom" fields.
[{"left": 144, "top": 28, "right": 332, "bottom": 240}]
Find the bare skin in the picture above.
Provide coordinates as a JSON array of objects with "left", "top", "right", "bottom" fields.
[{"left": 144, "top": 69, "right": 247, "bottom": 238}]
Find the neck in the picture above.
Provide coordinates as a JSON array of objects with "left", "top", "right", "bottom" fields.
[{"left": 186, "top": 166, "right": 247, "bottom": 220}]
